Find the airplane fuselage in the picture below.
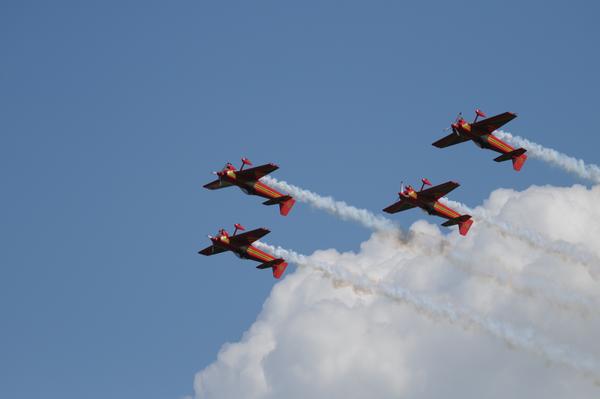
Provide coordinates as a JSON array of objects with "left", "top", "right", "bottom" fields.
[
  {"left": 218, "top": 170, "right": 286, "bottom": 201},
  {"left": 456, "top": 122, "right": 516, "bottom": 155},
  {"left": 401, "top": 192, "right": 462, "bottom": 222},
  {"left": 210, "top": 235, "right": 277, "bottom": 264}
]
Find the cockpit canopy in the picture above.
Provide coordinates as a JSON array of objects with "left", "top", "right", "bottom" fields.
[
  {"left": 218, "top": 228, "right": 229, "bottom": 238},
  {"left": 222, "top": 162, "right": 236, "bottom": 172}
]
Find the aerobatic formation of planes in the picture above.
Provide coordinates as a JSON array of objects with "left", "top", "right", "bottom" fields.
[{"left": 200, "top": 109, "right": 527, "bottom": 279}]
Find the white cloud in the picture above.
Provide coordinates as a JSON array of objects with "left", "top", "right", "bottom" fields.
[{"left": 193, "top": 183, "right": 600, "bottom": 398}]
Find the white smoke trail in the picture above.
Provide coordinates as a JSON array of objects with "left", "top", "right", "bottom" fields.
[
  {"left": 266, "top": 175, "right": 598, "bottom": 272},
  {"left": 495, "top": 130, "right": 600, "bottom": 184},
  {"left": 442, "top": 198, "right": 600, "bottom": 280},
  {"left": 255, "top": 242, "right": 600, "bottom": 382},
  {"left": 262, "top": 176, "right": 397, "bottom": 232},
  {"left": 448, "top": 252, "right": 597, "bottom": 317},
  {"left": 266, "top": 176, "right": 600, "bottom": 310}
]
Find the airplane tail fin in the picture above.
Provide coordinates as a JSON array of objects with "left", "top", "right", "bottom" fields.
[
  {"left": 494, "top": 148, "right": 528, "bottom": 171},
  {"left": 459, "top": 218, "right": 474, "bottom": 236},
  {"left": 273, "top": 260, "right": 288, "bottom": 279},
  {"left": 512, "top": 153, "right": 528, "bottom": 171},
  {"left": 279, "top": 197, "right": 295, "bottom": 216},
  {"left": 441, "top": 215, "right": 473, "bottom": 236},
  {"left": 256, "top": 258, "right": 288, "bottom": 279},
  {"left": 262, "top": 195, "right": 296, "bottom": 216}
]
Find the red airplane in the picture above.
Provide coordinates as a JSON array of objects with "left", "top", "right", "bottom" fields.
[
  {"left": 204, "top": 158, "right": 296, "bottom": 216},
  {"left": 383, "top": 178, "right": 473, "bottom": 236},
  {"left": 198, "top": 224, "right": 289, "bottom": 279},
  {"left": 432, "top": 109, "right": 528, "bottom": 171}
]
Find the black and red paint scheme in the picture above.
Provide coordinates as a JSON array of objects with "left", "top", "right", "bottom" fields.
[
  {"left": 203, "top": 158, "right": 295, "bottom": 216},
  {"left": 433, "top": 109, "right": 528, "bottom": 171},
  {"left": 198, "top": 224, "right": 288, "bottom": 279},
  {"left": 383, "top": 178, "right": 473, "bottom": 236}
]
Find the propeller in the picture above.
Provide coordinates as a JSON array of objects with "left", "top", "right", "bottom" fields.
[
  {"left": 443, "top": 113, "right": 462, "bottom": 135},
  {"left": 399, "top": 181, "right": 405, "bottom": 197}
]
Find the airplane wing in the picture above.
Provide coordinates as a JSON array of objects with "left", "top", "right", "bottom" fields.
[
  {"left": 471, "top": 112, "right": 517, "bottom": 135},
  {"left": 229, "top": 228, "right": 271, "bottom": 247},
  {"left": 432, "top": 132, "right": 472, "bottom": 148},
  {"left": 419, "top": 181, "right": 460, "bottom": 200},
  {"left": 198, "top": 245, "right": 228, "bottom": 256},
  {"left": 383, "top": 200, "right": 416, "bottom": 214},
  {"left": 203, "top": 179, "right": 234, "bottom": 190},
  {"left": 235, "top": 163, "right": 279, "bottom": 181}
]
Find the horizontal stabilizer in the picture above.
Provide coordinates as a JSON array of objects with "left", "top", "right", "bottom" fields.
[
  {"left": 256, "top": 258, "right": 288, "bottom": 279},
  {"left": 263, "top": 195, "right": 296, "bottom": 216},
  {"left": 262, "top": 195, "right": 292, "bottom": 205},
  {"left": 256, "top": 261, "right": 277, "bottom": 269},
  {"left": 441, "top": 215, "right": 473, "bottom": 236},
  {"left": 493, "top": 148, "right": 527, "bottom": 162},
  {"left": 441, "top": 214, "right": 471, "bottom": 227}
]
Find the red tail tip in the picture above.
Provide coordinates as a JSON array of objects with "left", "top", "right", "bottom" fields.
[
  {"left": 512, "top": 154, "right": 527, "bottom": 171},
  {"left": 279, "top": 198, "right": 296, "bottom": 216},
  {"left": 422, "top": 178, "right": 432, "bottom": 186},
  {"left": 459, "top": 219, "right": 473, "bottom": 236},
  {"left": 273, "top": 261, "right": 288, "bottom": 279},
  {"left": 475, "top": 109, "right": 486, "bottom": 118},
  {"left": 241, "top": 157, "right": 253, "bottom": 166}
]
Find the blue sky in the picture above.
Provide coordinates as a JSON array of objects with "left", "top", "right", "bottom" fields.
[{"left": 1, "top": 1, "right": 598, "bottom": 398}]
